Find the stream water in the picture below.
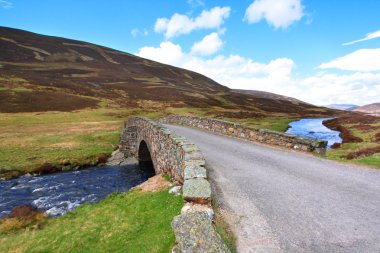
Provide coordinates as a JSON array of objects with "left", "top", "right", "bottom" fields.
[
  {"left": 286, "top": 118, "right": 342, "bottom": 148},
  {"left": 0, "top": 163, "right": 154, "bottom": 218}
]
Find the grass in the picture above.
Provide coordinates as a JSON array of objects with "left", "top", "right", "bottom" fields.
[
  {"left": 222, "top": 117, "right": 295, "bottom": 132},
  {"left": 0, "top": 188, "right": 183, "bottom": 253},
  {"left": 0, "top": 210, "right": 48, "bottom": 234},
  {"left": 0, "top": 87, "right": 33, "bottom": 93},
  {"left": 324, "top": 117, "right": 380, "bottom": 168},
  {"left": 0, "top": 108, "right": 133, "bottom": 177}
]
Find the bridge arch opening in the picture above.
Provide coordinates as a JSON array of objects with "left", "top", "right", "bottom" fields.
[{"left": 137, "top": 140, "right": 155, "bottom": 176}]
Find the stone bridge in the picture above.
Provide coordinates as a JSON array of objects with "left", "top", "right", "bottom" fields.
[
  {"left": 120, "top": 115, "right": 326, "bottom": 194},
  {"left": 119, "top": 115, "right": 329, "bottom": 252},
  {"left": 119, "top": 115, "right": 380, "bottom": 252},
  {"left": 120, "top": 116, "right": 209, "bottom": 189}
]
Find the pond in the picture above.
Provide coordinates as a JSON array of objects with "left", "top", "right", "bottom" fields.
[
  {"left": 0, "top": 162, "right": 154, "bottom": 218},
  {"left": 286, "top": 118, "right": 342, "bottom": 148}
]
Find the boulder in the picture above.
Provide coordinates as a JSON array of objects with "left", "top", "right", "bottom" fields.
[
  {"left": 169, "top": 186, "right": 182, "bottom": 196},
  {"left": 106, "top": 149, "right": 126, "bottom": 166},
  {"left": 172, "top": 212, "right": 230, "bottom": 253}
]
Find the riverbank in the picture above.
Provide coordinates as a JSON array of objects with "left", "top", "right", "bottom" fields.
[
  {"left": 0, "top": 150, "right": 130, "bottom": 180},
  {"left": 0, "top": 158, "right": 154, "bottom": 217},
  {"left": 0, "top": 108, "right": 131, "bottom": 180},
  {"left": 322, "top": 114, "right": 380, "bottom": 168},
  {"left": 0, "top": 183, "right": 183, "bottom": 252}
]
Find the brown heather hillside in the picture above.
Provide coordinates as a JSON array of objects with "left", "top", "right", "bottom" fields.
[
  {"left": 354, "top": 103, "right": 380, "bottom": 116},
  {"left": 233, "top": 89, "right": 309, "bottom": 105},
  {"left": 0, "top": 26, "right": 337, "bottom": 118}
]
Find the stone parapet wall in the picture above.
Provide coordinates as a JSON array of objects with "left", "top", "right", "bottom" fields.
[
  {"left": 120, "top": 116, "right": 230, "bottom": 252},
  {"left": 159, "top": 115, "right": 327, "bottom": 154}
]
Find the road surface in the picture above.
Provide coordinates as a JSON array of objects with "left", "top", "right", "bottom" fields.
[{"left": 166, "top": 125, "right": 380, "bottom": 253}]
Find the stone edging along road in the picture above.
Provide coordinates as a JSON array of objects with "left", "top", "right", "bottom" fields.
[
  {"left": 158, "top": 115, "right": 327, "bottom": 155},
  {"left": 120, "top": 116, "right": 230, "bottom": 253}
]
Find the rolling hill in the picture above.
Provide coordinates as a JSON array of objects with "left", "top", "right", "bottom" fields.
[
  {"left": 0, "top": 26, "right": 335, "bottom": 117},
  {"left": 325, "top": 104, "right": 359, "bottom": 111},
  {"left": 233, "top": 89, "right": 309, "bottom": 105},
  {"left": 354, "top": 103, "right": 380, "bottom": 116}
]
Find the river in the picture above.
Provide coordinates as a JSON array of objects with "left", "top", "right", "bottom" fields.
[
  {"left": 0, "top": 162, "right": 154, "bottom": 218},
  {"left": 286, "top": 118, "right": 342, "bottom": 148}
]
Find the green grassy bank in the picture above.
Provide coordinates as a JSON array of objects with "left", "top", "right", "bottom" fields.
[
  {"left": 0, "top": 108, "right": 131, "bottom": 178},
  {"left": 0, "top": 188, "right": 183, "bottom": 253}
]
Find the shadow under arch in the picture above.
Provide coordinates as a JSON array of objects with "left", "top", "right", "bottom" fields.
[{"left": 137, "top": 140, "right": 156, "bottom": 176}]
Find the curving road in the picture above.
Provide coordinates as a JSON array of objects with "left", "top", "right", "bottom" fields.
[{"left": 166, "top": 124, "right": 380, "bottom": 253}]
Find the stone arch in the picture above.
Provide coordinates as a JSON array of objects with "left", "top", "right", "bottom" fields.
[{"left": 137, "top": 140, "right": 156, "bottom": 175}]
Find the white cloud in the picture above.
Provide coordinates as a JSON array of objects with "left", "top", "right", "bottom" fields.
[
  {"left": 131, "top": 28, "right": 149, "bottom": 38},
  {"left": 298, "top": 72, "right": 380, "bottom": 105},
  {"left": 244, "top": 0, "right": 304, "bottom": 29},
  {"left": 0, "top": 0, "right": 12, "bottom": 8},
  {"left": 190, "top": 32, "right": 223, "bottom": 55},
  {"left": 131, "top": 29, "right": 139, "bottom": 37},
  {"left": 137, "top": 41, "right": 186, "bottom": 66},
  {"left": 319, "top": 48, "right": 380, "bottom": 72},
  {"left": 343, "top": 30, "right": 380, "bottom": 46},
  {"left": 137, "top": 41, "right": 380, "bottom": 105},
  {"left": 137, "top": 41, "right": 296, "bottom": 100},
  {"left": 187, "top": 0, "right": 205, "bottom": 8},
  {"left": 154, "top": 6, "right": 231, "bottom": 38}
]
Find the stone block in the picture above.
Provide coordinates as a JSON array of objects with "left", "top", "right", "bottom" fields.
[
  {"left": 184, "top": 160, "right": 206, "bottom": 168},
  {"left": 183, "top": 178, "right": 211, "bottom": 204},
  {"left": 184, "top": 166, "right": 207, "bottom": 180},
  {"left": 181, "top": 144, "right": 200, "bottom": 153},
  {"left": 181, "top": 203, "right": 214, "bottom": 219},
  {"left": 183, "top": 151, "right": 204, "bottom": 161}
]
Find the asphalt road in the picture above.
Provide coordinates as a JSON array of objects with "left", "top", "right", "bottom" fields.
[{"left": 166, "top": 125, "right": 380, "bottom": 253}]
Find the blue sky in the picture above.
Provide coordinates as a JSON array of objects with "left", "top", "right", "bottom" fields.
[{"left": 1, "top": 0, "right": 380, "bottom": 105}]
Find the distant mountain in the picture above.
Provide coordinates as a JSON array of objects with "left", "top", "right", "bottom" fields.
[
  {"left": 354, "top": 103, "right": 380, "bottom": 116},
  {"left": 232, "top": 89, "right": 309, "bottom": 105},
  {"left": 325, "top": 104, "right": 359, "bottom": 111},
  {"left": 0, "top": 26, "right": 336, "bottom": 118}
]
